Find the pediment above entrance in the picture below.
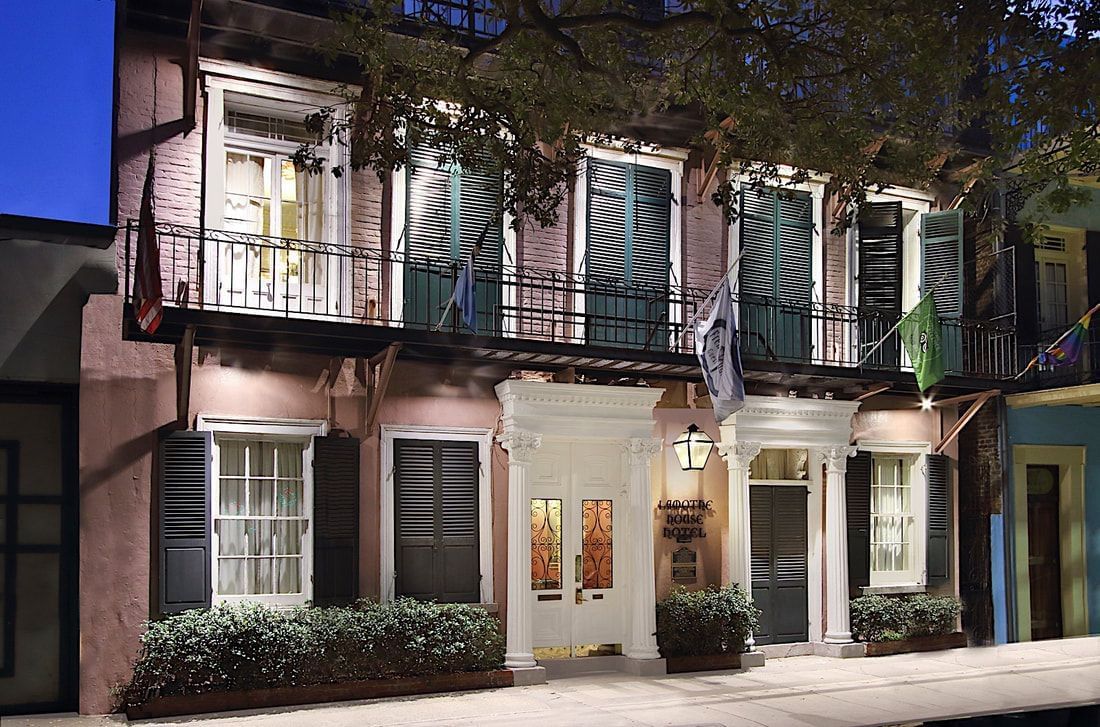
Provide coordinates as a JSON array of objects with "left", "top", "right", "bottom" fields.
[
  {"left": 495, "top": 380, "right": 664, "bottom": 439},
  {"left": 720, "top": 395, "right": 860, "bottom": 449}
]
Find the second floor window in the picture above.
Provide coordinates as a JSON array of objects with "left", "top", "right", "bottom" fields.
[
  {"left": 1035, "top": 234, "right": 1073, "bottom": 335},
  {"left": 211, "top": 104, "right": 340, "bottom": 317}
]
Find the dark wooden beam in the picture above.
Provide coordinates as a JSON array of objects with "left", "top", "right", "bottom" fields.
[
  {"left": 366, "top": 343, "right": 401, "bottom": 434},
  {"left": 174, "top": 325, "right": 196, "bottom": 426},
  {"left": 935, "top": 389, "right": 999, "bottom": 454},
  {"left": 183, "top": 0, "right": 203, "bottom": 130}
]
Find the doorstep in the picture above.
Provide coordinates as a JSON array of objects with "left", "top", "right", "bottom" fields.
[
  {"left": 757, "top": 641, "right": 867, "bottom": 659},
  {"left": 538, "top": 655, "right": 668, "bottom": 678}
]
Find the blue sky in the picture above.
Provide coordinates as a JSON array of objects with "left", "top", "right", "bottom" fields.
[{"left": 0, "top": 1, "right": 115, "bottom": 226}]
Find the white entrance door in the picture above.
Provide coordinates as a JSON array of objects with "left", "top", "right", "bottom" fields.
[{"left": 530, "top": 440, "right": 627, "bottom": 656}]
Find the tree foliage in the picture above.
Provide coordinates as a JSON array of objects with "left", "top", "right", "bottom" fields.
[{"left": 295, "top": 0, "right": 1100, "bottom": 230}]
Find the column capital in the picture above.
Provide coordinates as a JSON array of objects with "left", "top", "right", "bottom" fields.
[
  {"left": 496, "top": 430, "right": 542, "bottom": 464},
  {"left": 622, "top": 437, "right": 664, "bottom": 466},
  {"left": 819, "top": 444, "right": 858, "bottom": 472},
  {"left": 717, "top": 440, "right": 762, "bottom": 469}
]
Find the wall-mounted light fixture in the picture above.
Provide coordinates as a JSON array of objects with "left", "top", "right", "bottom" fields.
[{"left": 673, "top": 424, "right": 714, "bottom": 471}]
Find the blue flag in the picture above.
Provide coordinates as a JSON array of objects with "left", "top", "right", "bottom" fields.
[
  {"left": 454, "top": 256, "right": 478, "bottom": 334},
  {"left": 695, "top": 277, "right": 745, "bottom": 422}
]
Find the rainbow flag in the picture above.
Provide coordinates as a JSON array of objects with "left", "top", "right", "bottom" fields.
[{"left": 1017, "top": 302, "right": 1100, "bottom": 378}]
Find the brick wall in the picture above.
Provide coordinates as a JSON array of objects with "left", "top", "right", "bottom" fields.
[{"left": 957, "top": 397, "right": 1004, "bottom": 644}]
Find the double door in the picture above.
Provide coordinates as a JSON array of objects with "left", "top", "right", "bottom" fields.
[
  {"left": 529, "top": 440, "right": 626, "bottom": 657},
  {"left": 750, "top": 484, "right": 809, "bottom": 645}
]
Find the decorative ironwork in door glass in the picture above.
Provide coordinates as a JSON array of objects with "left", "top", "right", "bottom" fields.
[
  {"left": 581, "top": 499, "right": 613, "bottom": 589},
  {"left": 530, "top": 498, "right": 562, "bottom": 590}
]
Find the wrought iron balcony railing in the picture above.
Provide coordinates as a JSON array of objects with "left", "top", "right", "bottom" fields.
[{"left": 123, "top": 221, "right": 1018, "bottom": 380}]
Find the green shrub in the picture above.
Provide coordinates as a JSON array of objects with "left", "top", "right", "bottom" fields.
[
  {"left": 118, "top": 599, "right": 505, "bottom": 708},
  {"left": 850, "top": 594, "right": 961, "bottom": 643},
  {"left": 656, "top": 585, "right": 759, "bottom": 657}
]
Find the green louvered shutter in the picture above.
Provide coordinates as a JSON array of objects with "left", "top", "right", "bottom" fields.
[
  {"left": 926, "top": 453, "right": 951, "bottom": 585},
  {"left": 738, "top": 186, "right": 812, "bottom": 360},
  {"left": 921, "top": 209, "right": 964, "bottom": 371},
  {"left": 404, "top": 143, "right": 504, "bottom": 332},
  {"left": 585, "top": 159, "right": 671, "bottom": 349},
  {"left": 858, "top": 202, "right": 904, "bottom": 367}
]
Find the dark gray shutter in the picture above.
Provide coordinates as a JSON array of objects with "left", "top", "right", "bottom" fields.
[
  {"left": 394, "top": 439, "right": 480, "bottom": 603},
  {"left": 858, "top": 202, "right": 904, "bottom": 312},
  {"left": 394, "top": 439, "right": 437, "bottom": 600},
  {"left": 921, "top": 209, "right": 964, "bottom": 317},
  {"left": 739, "top": 184, "right": 777, "bottom": 299},
  {"left": 158, "top": 430, "right": 211, "bottom": 615},
  {"left": 845, "top": 451, "right": 872, "bottom": 598},
  {"left": 750, "top": 485, "right": 809, "bottom": 645},
  {"left": 926, "top": 453, "right": 951, "bottom": 585},
  {"left": 313, "top": 436, "right": 360, "bottom": 606},
  {"left": 438, "top": 442, "right": 480, "bottom": 603}
]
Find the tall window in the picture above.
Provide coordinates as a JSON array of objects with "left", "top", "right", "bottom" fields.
[
  {"left": 870, "top": 455, "right": 919, "bottom": 586},
  {"left": 217, "top": 107, "right": 333, "bottom": 315},
  {"left": 1035, "top": 234, "right": 1071, "bottom": 334},
  {"left": 212, "top": 436, "right": 312, "bottom": 605}
]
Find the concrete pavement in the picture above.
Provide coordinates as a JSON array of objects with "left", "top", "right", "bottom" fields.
[{"left": 9, "top": 636, "right": 1100, "bottom": 726}]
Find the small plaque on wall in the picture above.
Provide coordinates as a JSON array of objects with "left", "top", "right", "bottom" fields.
[{"left": 672, "top": 547, "right": 697, "bottom": 582}]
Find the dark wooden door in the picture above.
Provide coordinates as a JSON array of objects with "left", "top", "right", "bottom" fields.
[
  {"left": 1026, "top": 464, "right": 1062, "bottom": 641},
  {"left": 750, "top": 485, "right": 809, "bottom": 645}
]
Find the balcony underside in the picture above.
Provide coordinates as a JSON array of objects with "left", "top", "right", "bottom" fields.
[{"left": 122, "top": 305, "right": 1017, "bottom": 397}]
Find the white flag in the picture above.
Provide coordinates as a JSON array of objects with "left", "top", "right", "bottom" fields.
[{"left": 695, "top": 277, "right": 745, "bottom": 423}]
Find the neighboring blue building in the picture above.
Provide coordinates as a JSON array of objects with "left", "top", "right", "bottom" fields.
[
  {"left": 999, "top": 187, "right": 1100, "bottom": 644},
  {"left": 0, "top": 1, "right": 117, "bottom": 715}
]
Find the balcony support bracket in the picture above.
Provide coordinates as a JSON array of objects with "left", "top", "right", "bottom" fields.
[
  {"left": 934, "top": 389, "right": 1000, "bottom": 455},
  {"left": 174, "top": 324, "right": 196, "bottom": 427},
  {"left": 366, "top": 343, "right": 402, "bottom": 434}
]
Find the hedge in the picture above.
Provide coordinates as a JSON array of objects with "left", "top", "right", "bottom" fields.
[
  {"left": 117, "top": 599, "right": 505, "bottom": 709},
  {"left": 850, "top": 594, "right": 962, "bottom": 643},
  {"left": 656, "top": 585, "right": 759, "bottom": 657}
]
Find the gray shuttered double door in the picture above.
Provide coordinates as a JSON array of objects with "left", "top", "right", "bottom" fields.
[
  {"left": 750, "top": 485, "right": 809, "bottom": 645},
  {"left": 393, "top": 439, "right": 481, "bottom": 603}
]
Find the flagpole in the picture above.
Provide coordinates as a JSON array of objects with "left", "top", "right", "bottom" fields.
[
  {"left": 855, "top": 271, "right": 950, "bottom": 368},
  {"left": 675, "top": 249, "right": 746, "bottom": 348}
]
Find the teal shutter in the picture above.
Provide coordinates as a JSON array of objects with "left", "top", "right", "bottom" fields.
[
  {"left": 404, "top": 143, "right": 504, "bottom": 332},
  {"left": 926, "top": 453, "right": 951, "bottom": 585},
  {"left": 921, "top": 209, "right": 964, "bottom": 371},
  {"left": 738, "top": 185, "right": 812, "bottom": 360},
  {"left": 585, "top": 158, "right": 671, "bottom": 349},
  {"left": 921, "top": 209, "right": 963, "bottom": 317}
]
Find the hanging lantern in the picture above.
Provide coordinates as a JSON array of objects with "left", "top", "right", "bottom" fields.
[{"left": 673, "top": 424, "right": 714, "bottom": 471}]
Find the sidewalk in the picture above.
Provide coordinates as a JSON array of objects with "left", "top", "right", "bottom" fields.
[{"left": 10, "top": 637, "right": 1100, "bottom": 726}]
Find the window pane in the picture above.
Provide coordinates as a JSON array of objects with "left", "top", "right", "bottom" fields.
[
  {"left": 531, "top": 498, "right": 562, "bottom": 590},
  {"left": 276, "top": 558, "right": 301, "bottom": 594},
  {"left": 275, "top": 521, "right": 305, "bottom": 555},
  {"left": 251, "top": 441, "right": 276, "bottom": 478},
  {"left": 581, "top": 499, "right": 612, "bottom": 589},
  {"left": 220, "top": 479, "right": 246, "bottom": 515},
  {"left": 276, "top": 479, "right": 303, "bottom": 516},
  {"left": 218, "top": 558, "right": 247, "bottom": 595},
  {"left": 217, "top": 520, "right": 247, "bottom": 556},
  {"left": 249, "top": 480, "right": 275, "bottom": 516},
  {"left": 220, "top": 440, "right": 246, "bottom": 476},
  {"left": 251, "top": 558, "right": 274, "bottom": 594},
  {"left": 248, "top": 520, "right": 273, "bottom": 556},
  {"left": 276, "top": 443, "right": 304, "bottom": 478}
]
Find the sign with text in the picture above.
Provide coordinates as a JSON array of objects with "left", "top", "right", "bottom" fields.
[{"left": 657, "top": 499, "right": 713, "bottom": 543}]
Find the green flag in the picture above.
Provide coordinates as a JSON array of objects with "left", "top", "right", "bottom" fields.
[{"left": 897, "top": 292, "right": 945, "bottom": 392}]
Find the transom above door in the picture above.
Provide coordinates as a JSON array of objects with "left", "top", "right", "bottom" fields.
[{"left": 529, "top": 440, "right": 627, "bottom": 657}]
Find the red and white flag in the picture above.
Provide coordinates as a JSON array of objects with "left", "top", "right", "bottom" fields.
[{"left": 133, "top": 154, "right": 164, "bottom": 334}]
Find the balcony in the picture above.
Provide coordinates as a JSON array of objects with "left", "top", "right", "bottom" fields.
[{"left": 123, "top": 222, "right": 1018, "bottom": 390}]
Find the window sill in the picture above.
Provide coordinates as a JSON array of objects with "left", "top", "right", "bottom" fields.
[{"left": 861, "top": 584, "right": 926, "bottom": 596}]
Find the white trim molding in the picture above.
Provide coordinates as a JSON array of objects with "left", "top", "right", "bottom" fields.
[{"left": 379, "top": 424, "right": 495, "bottom": 605}]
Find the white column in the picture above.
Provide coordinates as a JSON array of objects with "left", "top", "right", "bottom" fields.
[
  {"left": 497, "top": 430, "right": 543, "bottom": 668},
  {"left": 718, "top": 441, "right": 762, "bottom": 649},
  {"left": 623, "top": 437, "right": 664, "bottom": 660},
  {"left": 821, "top": 444, "right": 858, "bottom": 643}
]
